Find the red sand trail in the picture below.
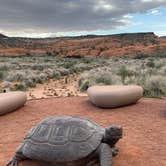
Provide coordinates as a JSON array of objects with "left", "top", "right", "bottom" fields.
[{"left": 0, "top": 97, "right": 166, "bottom": 166}]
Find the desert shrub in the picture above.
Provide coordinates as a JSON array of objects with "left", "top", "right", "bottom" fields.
[
  {"left": 0, "top": 82, "right": 11, "bottom": 92},
  {"left": 155, "top": 60, "right": 164, "bottom": 69},
  {"left": 38, "top": 73, "right": 48, "bottom": 83},
  {"left": 78, "top": 68, "right": 122, "bottom": 91},
  {"left": 117, "top": 66, "right": 129, "bottom": 84},
  {"left": 24, "top": 79, "right": 36, "bottom": 88},
  {"left": 43, "top": 69, "right": 55, "bottom": 79},
  {"left": 53, "top": 70, "right": 61, "bottom": 78},
  {"left": 151, "top": 52, "right": 166, "bottom": 58},
  {"left": 0, "top": 71, "right": 4, "bottom": 80},
  {"left": 112, "top": 58, "right": 119, "bottom": 62},
  {"left": 25, "top": 52, "right": 33, "bottom": 56},
  {"left": 46, "top": 51, "right": 53, "bottom": 56},
  {"left": 6, "top": 71, "right": 26, "bottom": 82},
  {"left": 144, "top": 68, "right": 157, "bottom": 76},
  {"left": 158, "top": 66, "right": 166, "bottom": 75},
  {"left": 78, "top": 73, "right": 94, "bottom": 92},
  {"left": 32, "top": 65, "right": 44, "bottom": 70},
  {"left": 95, "top": 74, "right": 112, "bottom": 85},
  {"left": 81, "top": 57, "right": 94, "bottom": 64},
  {"left": 12, "top": 83, "right": 27, "bottom": 91},
  {"left": 143, "top": 76, "right": 166, "bottom": 97},
  {"left": 79, "top": 79, "right": 90, "bottom": 92},
  {"left": 61, "top": 61, "right": 75, "bottom": 69},
  {"left": 133, "top": 53, "right": 148, "bottom": 59},
  {"left": 146, "top": 60, "right": 155, "bottom": 68},
  {"left": 0, "top": 65, "right": 8, "bottom": 71},
  {"left": 122, "top": 55, "right": 130, "bottom": 59},
  {"left": 58, "top": 68, "right": 70, "bottom": 76},
  {"left": 73, "top": 63, "right": 91, "bottom": 73}
]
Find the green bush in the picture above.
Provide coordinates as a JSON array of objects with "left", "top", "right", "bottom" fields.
[
  {"left": 13, "top": 83, "right": 27, "bottom": 91},
  {"left": 95, "top": 75, "right": 112, "bottom": 85},
  {"left": 117, "top": 66, "right": 129, "bottom": 84},
  {"left": 58, "top": 68, "right": 70, "bottom": 76},
  {"left": 133, "top": 53, "right": 148, "bottom": 59},
  {"left": 32, "top": 65, "right": 44, "bottom": 70},
  {"left": 146, "top": 60, "right": 155, "bottom": 68},
  {"left": 0, "top": 71, "right": 4, "bottom": 80},
  {"left": 25, "top": 79, "right": 36, "bottom": 88},
  {"left": 143, "top": 76, "right": 166, "bottom": 98},
  {"left": 79, "top": 80, "right": 89, "bottom": 92},
  {"left": 0, "top": 65, "right": 8, "bottom": 71}
]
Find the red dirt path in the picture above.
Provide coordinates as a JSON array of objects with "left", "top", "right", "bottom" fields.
[{"left": 0, "top": 97, "right": 166, "bottom": 166}]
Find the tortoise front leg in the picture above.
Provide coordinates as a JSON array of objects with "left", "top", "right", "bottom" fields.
[
  {"left": 6, "top": 155, "right": 19, "bottom": 166},
  {"left": 86, "top": 160, "right": 98, "bottom": 166},
  {"left": 112, "top": 146, "right": 119, "bottom": 157},
  {"left": 6, "top": 143, "right": 27, "bottom": 166},
  {"left": 98, "top": 143, "right": 113, "bottom": 166}
]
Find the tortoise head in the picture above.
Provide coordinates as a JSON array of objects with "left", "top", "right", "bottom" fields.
[{"left": 103, "top": 125, "right": 123, "bottom": 147}]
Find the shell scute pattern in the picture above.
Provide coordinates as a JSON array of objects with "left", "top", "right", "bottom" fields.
[{"left": 23, "top": 117, "right": 104, "bottom": 161}]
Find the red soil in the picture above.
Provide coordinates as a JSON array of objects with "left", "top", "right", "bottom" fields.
[{"left": 0, "top": 97, "right": 166, "bottom": 166}]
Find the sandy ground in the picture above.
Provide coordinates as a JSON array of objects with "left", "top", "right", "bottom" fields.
[
  {"left": 27, "top": 73, "right": 87, "bottom": 100},
  {"left": 0, "top": 97, "right": 165, "bottom": 166}
]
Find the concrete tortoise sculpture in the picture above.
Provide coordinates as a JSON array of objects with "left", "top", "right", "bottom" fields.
[{"left": 6, "top": 116, "right": 123, "bottom": 166}]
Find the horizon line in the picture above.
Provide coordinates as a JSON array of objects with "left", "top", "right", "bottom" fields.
[{"left": 0, "top": 31, "right": 164, "bottom": 39}]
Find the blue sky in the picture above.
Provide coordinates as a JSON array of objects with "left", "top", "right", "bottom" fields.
[
  {"left": 65, "top": 7, "right": 166, "bottom": 37},
  {"left": 0, "top": 0, "right": 166, "bottom": 37},
  {"left": 108, "top": 7, "right": 166, "bottom": 36}
]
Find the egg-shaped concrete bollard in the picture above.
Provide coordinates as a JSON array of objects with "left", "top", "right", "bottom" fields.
[
  {"left": 87, "top": 85, "right": 143, "bottom": 108},
  {"left": 0, "top": 91, "right": 27, "bottom": 115}
]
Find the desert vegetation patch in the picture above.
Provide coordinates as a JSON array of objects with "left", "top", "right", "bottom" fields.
[{"left": 0, "top": 54, "right": 165, "bottom": 98}]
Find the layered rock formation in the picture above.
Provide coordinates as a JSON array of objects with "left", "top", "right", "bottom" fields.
[{"left": 0, "top": 32, "right": 165, "bottom": 57}]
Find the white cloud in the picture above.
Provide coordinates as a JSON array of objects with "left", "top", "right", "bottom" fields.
[
  {"left": 149, "top": 9, "right": 162, "bottom": 15},
  {"left": 0, "top": 0, "right": 165, "bottom": 37},
  {"left": 142, "top": 0, "right": 165, "bottom": 2},
  {"left": 123, "top": 14, "right": 134, "bottom": 19},
  {"left": 142, "top": 0, "right": 154, "bottom": 2},
  {"left": 155, "top": 31, "right": 166, "bottom": 36},
  {"left": 94, "top": 0, "right": 114, "bottom": 11}
]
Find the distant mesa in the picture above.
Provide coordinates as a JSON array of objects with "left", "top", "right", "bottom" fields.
[
  {"left": 0, "top": 33, "right": 8, "bottom": 38},
  {"left": 160, "top": 36, "right": 166, "bottom": 39},
  {"left": 0, "top": 32, "right": 165, "bottom": 57}
]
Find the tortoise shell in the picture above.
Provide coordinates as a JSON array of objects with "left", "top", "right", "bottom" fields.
[{"left": 22, "top": 116, "right": 104, "bottom": 162}]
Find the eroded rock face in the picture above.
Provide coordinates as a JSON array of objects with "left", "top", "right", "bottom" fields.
[
  {"left": 87, "top": 85, "right": 143, "bottom": 108},
  {"left": 0, "top": 91, "right": 27, "bottom": 115},
  {"left": 0, "top": 32, "right": 165, "bottom": 57}
]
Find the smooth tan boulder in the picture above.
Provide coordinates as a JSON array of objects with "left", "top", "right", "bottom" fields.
[
  {"left": 87, "top": 85, "right": 143, "bottom": 108},
  {"left": 0, "top": 91, "right": 27, "bottom": 115}
]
